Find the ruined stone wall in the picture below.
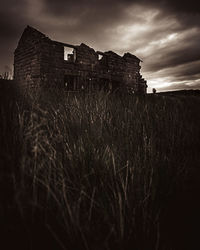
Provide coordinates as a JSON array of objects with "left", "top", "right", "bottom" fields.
[
  {"left": 38, "top": 40, "right": 64, "bottom": 87},
  {"left": 14, "top": 26, "right": 147, "bottom": 93},
  {"left": 63, "top": 46, "right": 147, "bottom": 92},
  {"left": 63, "top": 44, "right": 100, "bottom": 90},
  {"left": 99, "top": 51, "right": 144, "bottom": 92},
  {"left": 14, "top": 26, "right": 65, "bottom": 89},
  {"left": 123, "top": 53, "right": 140, "bottom": 85},
  {"left": 76, "top": 43, "right": 98, "bottom": 65},
  {"left": 14, "top": 26, "right": 44, "bottom": 88}
]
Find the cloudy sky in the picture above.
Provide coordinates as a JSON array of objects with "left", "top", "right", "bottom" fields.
[{"left": 1, "top": 0, "right": 200, "bottom": 92}]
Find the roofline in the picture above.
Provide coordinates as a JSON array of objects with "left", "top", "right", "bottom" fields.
[
  {"left": 96, "top": 51, "right": 105, "bottom": 55},
  {"left": 52, "top": 40, "right": 77, "bottom": 49}
]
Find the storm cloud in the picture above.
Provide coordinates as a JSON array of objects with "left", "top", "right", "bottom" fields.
[{"left": 1, "top": 0, "right": 200, "bottom": 91}]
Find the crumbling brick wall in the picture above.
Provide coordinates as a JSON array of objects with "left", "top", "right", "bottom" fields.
[
  {"left": 14, "top": 26, "right": 147, "bottom": 93},
  {"left": 39, "top": 39, "right": 64, "bottom": 87},
  {"left": 14, "top": 27, "right": 44, "bottom": 88},
  {"left": 14, "top": 26, "right": 64, "bottom": 88}
]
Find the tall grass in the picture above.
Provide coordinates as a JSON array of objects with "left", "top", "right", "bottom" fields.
[{"left": 1, "top": 86, "right": 200, "bottom": 250}]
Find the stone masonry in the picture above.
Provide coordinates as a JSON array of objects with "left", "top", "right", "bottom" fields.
[{"left": 14, "top": 26, "right": 147, "bottom": 94}]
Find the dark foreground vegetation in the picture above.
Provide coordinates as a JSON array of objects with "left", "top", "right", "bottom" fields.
[{"left": 1, "top": 83, "right": 200, "bottom": 250}]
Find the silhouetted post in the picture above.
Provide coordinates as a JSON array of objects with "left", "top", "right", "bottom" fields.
[{"left": 152, "top": 88, "right": 156, "bottom": 94}]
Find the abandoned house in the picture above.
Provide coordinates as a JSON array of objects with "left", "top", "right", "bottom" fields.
[{"left": 14, "top": 26, "right": 147, "bottom": 94}]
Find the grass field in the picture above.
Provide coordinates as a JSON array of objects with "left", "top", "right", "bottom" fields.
[{"left": 1, "top": 84, "right": 200, "bottom": 250}]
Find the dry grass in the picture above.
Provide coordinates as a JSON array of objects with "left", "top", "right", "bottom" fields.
[{"left": 1, "top": 87, "right": 200, "bottom": 250}]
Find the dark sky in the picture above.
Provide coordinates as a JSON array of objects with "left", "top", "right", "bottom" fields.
[{"left": 1, "top": 0, "right": 200, "bottom": 92}]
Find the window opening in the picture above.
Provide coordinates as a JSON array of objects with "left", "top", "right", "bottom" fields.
[
  {"left": 98, "top": 54, "right": 103, "bottom": 60},
  {"left": 64, "top": 47, "right": 76, "bottom": 62}
]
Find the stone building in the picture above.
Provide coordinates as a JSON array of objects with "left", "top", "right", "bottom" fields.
[{"left": 14, "top": 26, "right": 147, "bottom": 94}]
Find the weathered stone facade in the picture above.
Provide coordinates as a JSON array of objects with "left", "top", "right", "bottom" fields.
[{"left": 14, "top": 26, "right": 147, "bottom": 93}]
